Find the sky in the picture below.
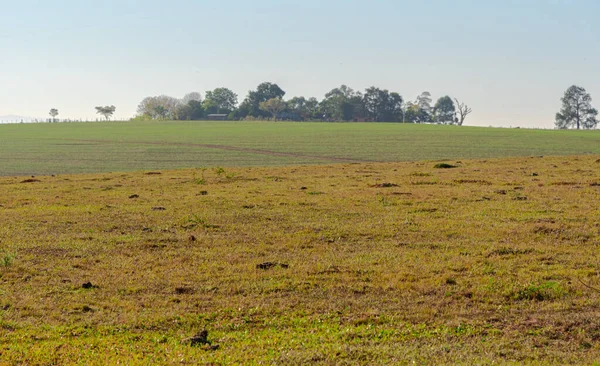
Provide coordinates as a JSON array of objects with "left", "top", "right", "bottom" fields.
[{"left": 0, "top": 0, "right": 599, "bottom": 127}]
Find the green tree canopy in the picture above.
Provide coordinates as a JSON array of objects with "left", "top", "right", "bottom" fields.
[
  {"left": 555, "top": 85, "right": 598, "bottom": 130},
  {"left": 204, "top": 88, "right": 238, "bottom": 114},
  {"left": 239, "top": 82, "right": 285, "bottom": 118},
  {"left": 95, "top": 105, "right": 116, "bottom": 121},
  {"left": 363, "top": 87, "right": 403, "bottom": 122},
  {"left": 433, "top": 96, "right": 456, "bottom": 124}
]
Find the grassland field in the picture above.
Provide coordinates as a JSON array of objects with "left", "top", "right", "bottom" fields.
[
  {"left": 1, "top": 121, "right": 600, "bottom": 364},
  {"left": 0, "top": 120, "right": 600, "bottom": 176}
]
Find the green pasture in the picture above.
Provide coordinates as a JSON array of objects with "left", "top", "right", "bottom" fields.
[{"left": 0, "top": 120, "right": 599, "bottom": 175}]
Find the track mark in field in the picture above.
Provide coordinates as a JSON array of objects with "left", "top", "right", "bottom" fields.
[{"left": 52, "top": 138, "right": 376, "bottom": 163}]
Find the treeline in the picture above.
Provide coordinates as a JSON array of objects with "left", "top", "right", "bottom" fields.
[{"left": 135, "top": 82, "right": 473, "bottom": 124}]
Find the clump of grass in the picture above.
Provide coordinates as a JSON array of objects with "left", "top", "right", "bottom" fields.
[
  {"left": 512, "top": 281, "right": 566, "bottom": 301},
  {"left": 1, "top": 252, "right": 15, "bottom": 267},
  {"left": 193, "top": 168, "right": 207, "bottom": 185},
  {"left": 215, "top": 167, "right": 236, "bottom": 179},
  {"left": 434, "top": 163, "right": 458, "bottom": 169}
]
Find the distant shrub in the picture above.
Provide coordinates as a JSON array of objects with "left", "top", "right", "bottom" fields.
[{"left": 434, "top": 163, "right": 458, "bottom": 169}]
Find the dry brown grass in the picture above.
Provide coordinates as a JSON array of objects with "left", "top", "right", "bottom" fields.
[{"left": 1, "top": 155, "right": 600, "bottom": 364}]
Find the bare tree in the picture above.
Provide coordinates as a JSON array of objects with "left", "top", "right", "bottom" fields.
[{"left": 454, "top": 98, "right": 472, "bottom": 126}]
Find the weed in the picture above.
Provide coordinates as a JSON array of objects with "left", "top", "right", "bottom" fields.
[
  {"left": 182, "top": 214, "right": 219, "bottom": 230},
  {"left": 193, "top": 167, "right": 207, "bottom": 185},
  {"left": 1, "top": 252, "right": 15, "bottom": 267}
]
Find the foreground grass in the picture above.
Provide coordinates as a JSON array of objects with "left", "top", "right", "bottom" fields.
[
  {"left": 1, "top": 120, "right": 600, "bottom": 175},
  {"left": 1, "top": 155, "right": 600, "bottom": 364}
]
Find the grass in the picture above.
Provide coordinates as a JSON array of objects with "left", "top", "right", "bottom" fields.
[
  {"left": 1, "top": 154, "right": 600, "bottom": 364},
  {"left": 1, "top": 120, "right": 600, "bottom": 175}
]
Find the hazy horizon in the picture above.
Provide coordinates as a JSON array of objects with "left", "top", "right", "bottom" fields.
[{"left": 1, "top": 0, "right": 599, "bottom": 128}]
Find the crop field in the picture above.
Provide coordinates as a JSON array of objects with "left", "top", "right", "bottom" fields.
[
  {"left": 1, "top": 121, "right": 600, "bottom": 176},
  {"left": 1, "top": 153, "right": 600, "bottom": 364}
]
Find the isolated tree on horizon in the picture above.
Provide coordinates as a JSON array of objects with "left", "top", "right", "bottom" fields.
[
  {"left": 454, "top": 99, "right": 472, "bottom": 126},
  {"left": 555, "top": 85, "right": 598, "bottom": 130},
  {"left": 49, "top": 108, "right": 59, "bottom": 122},
  {"left": 95, "top": 105, "right": 116, "bottom": 121}
]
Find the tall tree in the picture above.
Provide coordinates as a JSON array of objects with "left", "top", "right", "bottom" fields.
[
  {"left": 453, "top": 99, "right": 472, "bottom": 126},
  {"left": 239, "top": 82, "right": 285, "bottom": 118},
  {"left": 259, "top": 97, "right": 286, "bottom": 120},
  {"left": 555, "top": 85, "right": 598, "bottom": 130},
  {"left": 137, "top": 95, "right": 182, "bottom": 120},
  {"left": 320, "top": 85, "right": 365, "bottom": 121},
  {"left": 433, "top": 96, "right": 456, "bottom": 124},
  {"left": 182, "top": 92, "right": 202, "bottom": 105},
  {"left": 304, "top": 97, "right": 320, "bottom": 120},
  {"left": 204, "top": 88, "right": 238, "bottom": 114},
  {"left": 95, "top": 105, "right": 116, "bottom": 121},
  {"left": 49, "top": 108, "right": 59, "bottom": 122},
  {"left": 363, "top": 87, "right": 403, "bottom": 122},
  {"left": 416, "top": 91, "right": 433, "bottom": 118},
  {"left": 176, "top": 100, "right": 205, "bottom": 120},
  {"left": 287, "top": 96, "right": 308, "bottom": 120}
]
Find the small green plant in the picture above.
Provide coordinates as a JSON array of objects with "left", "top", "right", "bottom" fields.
[
  {"left": 512, "top": 281, "right": 566, "bottom": 301},
  {"left": 214, "top": 166, "right": 236, "bottom": 179},
  {"left": 193, "top": 168, "right": 207, "bottom": 185},
  {"left": 214, "top": 167, "right": 226, "bottom": 177},
  {"left": 182, "top": 214, "right": 219, "bottom": 230},
  {"left": 1, "top": 252, "right": 16, "bottom": 267}
]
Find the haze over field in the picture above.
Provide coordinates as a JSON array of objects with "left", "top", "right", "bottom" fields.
[{"left": 1, "top": 0, "right": 599, "bottom": 128}]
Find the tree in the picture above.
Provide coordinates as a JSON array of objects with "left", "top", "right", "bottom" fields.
[
  {"left": 182, "top": 92, "right": 202, "bottom": 105},
  {"left": 403, "top": 102, "right": 421, "bottom": 123},
  {"left": 555, "top": 85, "right": 598, "bottom": 130},
  {"left": 95, "top": 105, "right": 116, "bottom": 121},
  {"left": 363, "top": 87, "right": 403, "bottom": 122},
  {"left": 49, "top": 108, "right": 59, "bottom": 122},
  {"left": 136, "top": 95, "right": 182, "bottom": 120},
  {"left": 259, "top": 97, "right": 286, "bottom": 120},
  {"left": 454, "top": 99, "right": 472, "bottom": 126},
  {"left": 204, "top": 88, "right": 238, "bottom": 114},
  {"left": 416, "top": 92, "right": 433, "bottom": 117},
  {"left": 287, "top": 96, "right": 308, "bottom": 120},
  {"left": 433, "top": 96, "right": 456, "bottom": 124},
  {"left": 176, "top": 100, "right": 205, "bottom": 120},
  {"left": 239, "top": 82, "right": 285, "bottom": 118},
  {"left": 320, "top": 85, "right": 363, "bottom": 121}
]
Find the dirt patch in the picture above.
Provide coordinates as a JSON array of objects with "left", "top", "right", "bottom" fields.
[{"left": 20, "top": 178, "right": 40, "bottom": 183}]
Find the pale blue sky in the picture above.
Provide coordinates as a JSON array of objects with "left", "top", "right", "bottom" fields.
[{"left": 1, "top": 0, "right": 598, "bottom": 127}]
